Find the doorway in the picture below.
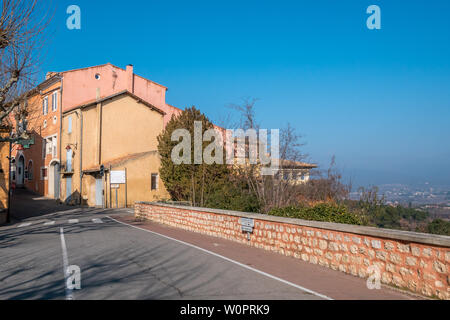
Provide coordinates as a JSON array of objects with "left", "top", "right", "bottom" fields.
[
  {"left": 17, "top": 155, "right": 25, "bottom": 187},
  {"left": 66, "top": 176, "right": 72, "bottom": 201},
  {"left": 95, "top": 178, "right": 104, "bottom": 207},
  {"left": 48, "top": 161, "right": 60, "bottom": 199}
]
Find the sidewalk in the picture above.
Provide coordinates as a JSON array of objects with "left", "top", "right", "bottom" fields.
[{"left": 114, "top": 215, "right": 423, "bottom": 300}]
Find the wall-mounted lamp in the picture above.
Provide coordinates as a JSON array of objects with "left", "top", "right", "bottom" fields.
[{"left": 66, "top": 143, "right": 77, "bottom": 150}]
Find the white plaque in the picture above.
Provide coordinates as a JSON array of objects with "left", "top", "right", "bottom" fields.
[{"left": 111, "top": 170, "right": 126, "bottom": 184}]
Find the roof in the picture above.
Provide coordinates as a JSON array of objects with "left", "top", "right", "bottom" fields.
[
  {"left": 83, "top": 150, "right": 158, "bottom": 173},
  {"left": 58, "top": 63, "right": 112, "bottom": 74},
  {"left": 60, "top": 63, "right": 168, "bottom": 90},
  {"left": 279, "top": 159, "right": 318, "bottom": 169},
  {"left": 32, "top": 73, "right": 62, "bottom": 93},
  {"left": 166, "top": 103, "right": 182, "bottom": 112},
  {"left": 29, "top": 63, "right": 168, "bottom": 98},
  {"left": 63, "top": 90, "right": 166, "bottom": 115}
]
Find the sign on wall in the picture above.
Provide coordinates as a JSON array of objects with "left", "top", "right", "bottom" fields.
[
  {"left": 240, "top": 217, "right": 254, "bottom": 233},
  {"left": 110, "top": 170, "right": 126, "bottom": 184}
]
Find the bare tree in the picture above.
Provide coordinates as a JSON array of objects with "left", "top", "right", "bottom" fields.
[
  {"left": 229, "top": 99, "right": 353, "bottom": 212},
  {"left": 0, "top": 0, "right": 52, "bottom": 138},
  {"left": 229, "top": 97, "right": 259, "bottom": 131},
  {"left": 230, "top": 99, "right": 309, "bottom": 212},
  {"left": 298, "top": 156, "right": 351, "bottom": 204}
]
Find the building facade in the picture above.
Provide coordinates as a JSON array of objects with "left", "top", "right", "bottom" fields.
[
  {"left": 60, "top": 91, "right": 170, "bottom": 207},
  {"left": 0, "top": 127, "right": 11, "bottom": 223},
  {"left": 12, "top": 63, "right": 182, "bottom": 203},
  {"left": 11, "top": 75, "right": 62, "bottom": 197},
  {"left": 11, "top": 63, "right": 316, "bottom": 208},
  {"left": 278, "top": 160, "right": 317, "bottom": 184}
]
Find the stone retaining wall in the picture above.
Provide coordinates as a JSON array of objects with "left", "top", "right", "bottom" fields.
[{"left": 135, "top": 202, "right": 450, "bottom": 299}]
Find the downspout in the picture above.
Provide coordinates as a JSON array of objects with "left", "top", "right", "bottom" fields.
[
  {"left": 98, "top": 102, "right": 102, "bottom": 165},
  {"left": 79, "top": 109, "right": 83, "bottom": 205}
]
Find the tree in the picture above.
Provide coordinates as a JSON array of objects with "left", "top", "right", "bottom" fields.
[
  {"left": 230, "top": 98, "right": 309, "bottom": 212},
  {"left": 0, "top": 0, "right": 51, "bottom": 139},
  {"left": 297, "top": 156, "right": 351, "bottom": 204},
  {"left": 427, "top": 219, "right": 450, "bottom": 236},
  {"left": 157, "top": 106, "right": 231, "bottom": 207}
]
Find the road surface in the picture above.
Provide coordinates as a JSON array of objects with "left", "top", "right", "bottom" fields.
[{"left": 0, "top": 190, "right": 418, "bottom": 300}]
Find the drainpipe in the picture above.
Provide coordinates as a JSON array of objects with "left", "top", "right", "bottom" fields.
[
  {"left": 79, "top": 109, "right": 83, "bottom": 206},
  {"left": 98, "top": 102, "right": 102, "bottom": 165}
]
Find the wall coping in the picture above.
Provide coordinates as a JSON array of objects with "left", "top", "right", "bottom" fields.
[{"left": 136, "top": 202, "right": 450, "bottom": 247}]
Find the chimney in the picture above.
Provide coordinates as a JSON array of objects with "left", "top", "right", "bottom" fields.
[
  {"left": 46, "top": 71, "right": 56, "bottom": 79},
  {"left": 126, "top": 64, "right": 134, "bottom": 93}
]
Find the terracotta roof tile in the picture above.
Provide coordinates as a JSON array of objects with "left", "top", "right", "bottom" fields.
[{"left": 83, "top": 150, "right": 158, "bottom": 173}]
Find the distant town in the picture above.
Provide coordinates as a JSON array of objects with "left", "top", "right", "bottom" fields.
[{"left": 350, "top": 183, "right": 450, "bottom": 219}]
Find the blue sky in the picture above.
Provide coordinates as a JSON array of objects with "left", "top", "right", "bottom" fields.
[{"left": 40, "top": 0, "right": 450, "bottom": 188}]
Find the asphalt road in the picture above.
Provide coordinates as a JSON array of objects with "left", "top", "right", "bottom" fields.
[{"left": 0, "top": 208, "right": 326, "bottom": 300}]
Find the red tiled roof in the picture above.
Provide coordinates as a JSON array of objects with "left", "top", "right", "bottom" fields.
[
  {"left": 63, "top": 90, "right": 166, "bottom": 115},
  {"left": 279, "top": 159, "right": 318, "bottom": 169},
  {"left": 83, "top": 150, "right": 158, "bottom": 173}
]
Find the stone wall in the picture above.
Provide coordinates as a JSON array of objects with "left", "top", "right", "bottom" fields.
[{"left": 135, "top": 202, "right": 450, "bottom": 299}]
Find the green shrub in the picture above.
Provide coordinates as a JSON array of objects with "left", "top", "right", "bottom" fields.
[
  {"left": 427, "top": 219, "right": 450, "bottom": 236},
  {"left": 205, "top": 183, "right": 260, "bottom": 213},
  {"left": 268, "top": 203, "right": 365, "bottom": 225}
]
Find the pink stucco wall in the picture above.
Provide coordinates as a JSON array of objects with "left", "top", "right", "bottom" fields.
[{"left": 61, "top": 63, "right": 181, "bottom": 125}]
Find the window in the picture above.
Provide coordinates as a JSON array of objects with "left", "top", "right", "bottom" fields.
[
  {"left": 66, "top": 149, "right": 73, "bottom": 172},
  {"left": 41, "top": 167, "right": 48, "bottom": 180},
  {"left": 28, "top": 161, "right": 33, "bottom": 180},
  {"left": 43, "top": 96, "right": 48, "bottom": 115},
  {"left": 52, "top": 137, "right": 57, "bottom": 157},
  {"left": 151, "top": 173, "right": 158, "bottom": 190},
  {"left": 43, "top": 136, "right": 57, "bottom": 158},
  {"left": 52, "top": 91, "right": 58, "bottom": 112},
  {"left": 42, "top": 139, "right": 46, "bottom": 159},
  {"left": 46, "top": 137, "right": 52, "bottom": 156},
  {"left": 43, "top": 120, "right": 47, "bottom": 128},
  {"left": 68, "top": 116, "right": 72, "bottom": 134},
  {"left": 95, "top": 73, "right": 101, "bottom": 80},
  {"left": 53, "top": 115, "right": 57, "bottom": 124}
]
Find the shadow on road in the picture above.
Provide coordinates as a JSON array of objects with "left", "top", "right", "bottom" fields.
[
  {"left": 10, "top": 188, "right": 75, "bottom": 221},
  {"left": 0, "top": 219, "right": 230, "bottom": 300}
]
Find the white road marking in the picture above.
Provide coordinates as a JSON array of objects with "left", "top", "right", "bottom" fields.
[
  {"left": 68, "top": 219, "right": 79, "bottom": 224},
  {"left": 44, "top": 221, "right": 55, "bottom": 226},
  {"left": 92, "top": 218, "right": 103, "bottom": 224},
  {"left": 59, "top": 228, "right": 74, "bottom": 300},
  {"left": 106, "top": 216, "right": 333, "bottom": 300},
  {"left": 17, "top": 223, "right": 32, "bottom": 228}
]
